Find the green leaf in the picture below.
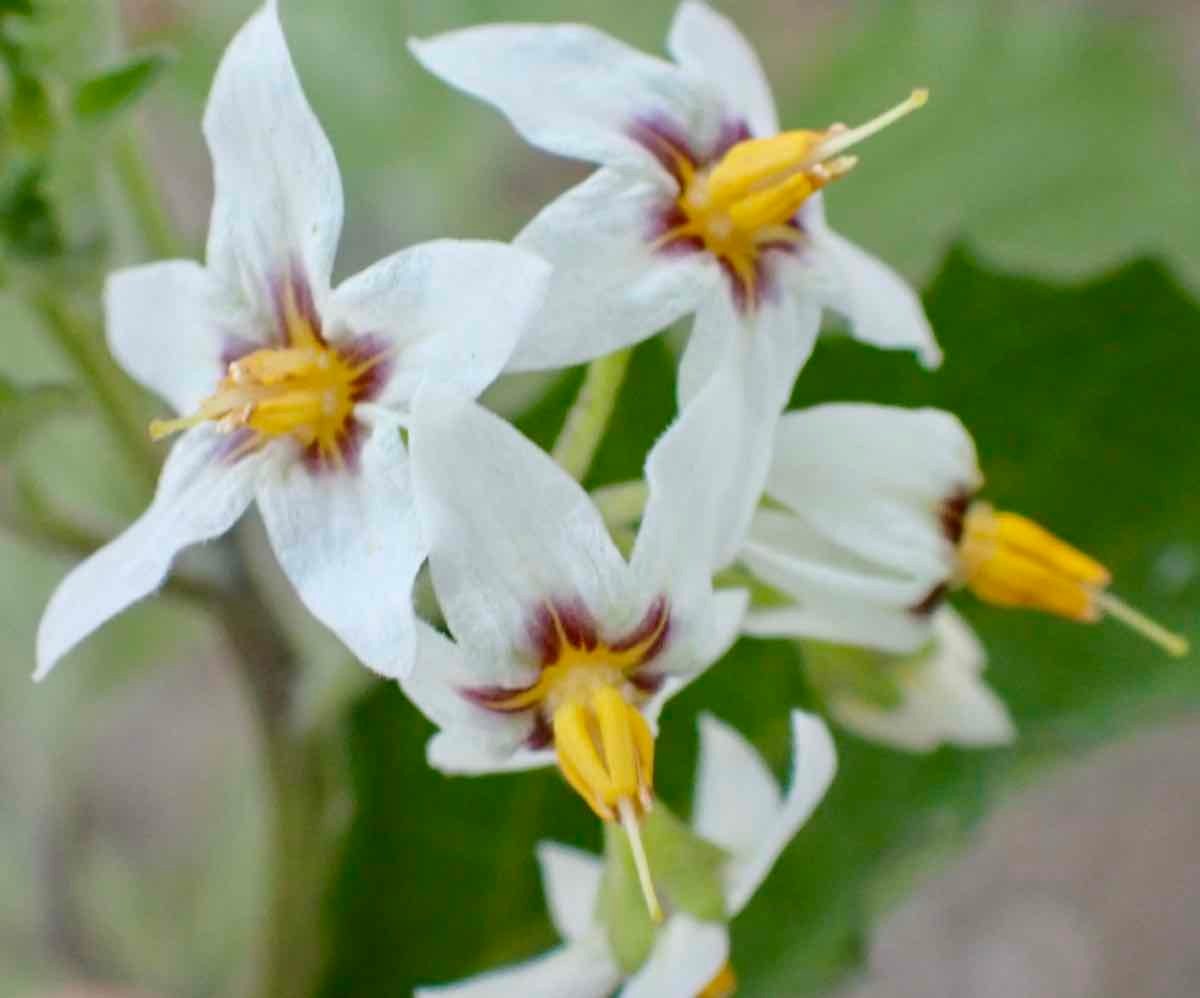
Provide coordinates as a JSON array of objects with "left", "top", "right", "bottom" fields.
[
  {"left": 0, "top": 372, "right": 79, "bottom": 458},
  {"left": 73, "top": 49, "right": 172, "bottom": 124},
  {"left": 317, "top": 251, "right": 1199, "bottom": 996},
  {"left": 0, "top": 159, "right": 63, "bottom": 258}
]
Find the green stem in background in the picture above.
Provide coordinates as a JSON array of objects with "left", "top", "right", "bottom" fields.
[
  {"left": 591, "top": 479, "right": 649, "bottom": 530},
  {"left": 551, "top": 349, "right": 632, "bottom": 483},
  {"left": 113, "top": 125, "right": 182, "bottom": 260},
  {"left": 32, "top": 290, "right": 160, "bottom": 494}
]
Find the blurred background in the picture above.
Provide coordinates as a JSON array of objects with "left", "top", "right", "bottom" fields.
[{"left": 2, "top": 0, "right": 1198, "bottom": 996}]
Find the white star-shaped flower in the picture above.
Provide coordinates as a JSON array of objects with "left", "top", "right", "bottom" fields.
[
  {"left": 415, "top": 710, "right": 836, "bottom": 998},
  {"left": 740, "top": 403, "right": 1187, "bottom": 659},
  {"left": 35, "top": 0, "right": 549, "bottom": 681},
  {"left": 401, "top": 352, "right": 765, "bottom": 909},
  {"left": 411, "top": 0, "right": 940, "bottom": 402}
]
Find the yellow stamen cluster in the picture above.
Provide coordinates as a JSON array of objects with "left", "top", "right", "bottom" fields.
[
  {"left": 960, "top": 502, "right": 1188, "bottom": 656},
  {"left": 656, "top": 90, "right": 927, "bottom": 301},
  {"left": 698, "top": 962, "right": 738, "bottom": 998},
  {"left": 149, "top": 282, "right": 383, "bottom": 466}
]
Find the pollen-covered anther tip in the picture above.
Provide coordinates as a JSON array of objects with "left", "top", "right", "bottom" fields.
[{"left": 960, "top": 502, "right": 1189, "bottom": 656}]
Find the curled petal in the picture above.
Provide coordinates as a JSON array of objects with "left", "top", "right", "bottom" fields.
[{"left": 36, "top": 427, "right": 272, "bottom": 679}]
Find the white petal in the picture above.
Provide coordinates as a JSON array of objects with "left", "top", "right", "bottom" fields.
[
  {"left": 203, "top": 0, "right": 343, "bottom": 312},
  {"left": 764, "top": 403, "right": 977, "bottom": 584},
  {"left": 400, "top": 622, "right": 538, "bottom": 771},
  {"left": 329, "top": 240, "right": 551, "bottom": 402},
  {"left": 410, "top": 24, "right": 720, "bottom": 173},
  {"left": 725, "top": 710, "right": 836, "bottom": 914},
  {"left": 417, "top": 933, "right": 620, "bottom": 998},
  {"left": 257, "top": 423, "right": 423, "bottom": 679},
  {"left": 740, "top": 507, "right": 938, "bottom": 652},
  {"left": 644, "top": 587, "right": 747, "bottom": 682},
  {"left": 537, "top": 842, "right": 604, "bottom": 943},
  {"left": 831, "top": 607, "right": 1016, "bottom": 752},
  {"left": 620, "top": 916, "right": 730, "bottom": 998},
  {"left": 410, "top": 388, "right": 631, "bottom": 687},
  {"left": 792, "top": 211, "right": 941, "bottom": 368},
  {"left": 426, "top": 731, "right": 555, "bottom": 776},
  {"left": 105, "top": 261, "right": 246, "bottom": 415},
  {"left": 511, "top": 169, "right": 710, "bottom": 371},
  {"left": 692, "top": 713, "right": 782, "bottom": 858},
  {"left": 666, "top": 1, "right": 779, "bottom": 136},
  {"left": 35, "top": 427, "right": 270, "bottom": 679},
  {"left": 648, "top": 288, "right": 818, "bottom": 596}
]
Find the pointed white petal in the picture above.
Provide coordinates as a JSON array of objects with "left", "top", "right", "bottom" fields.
[
  {"left": 620, "top": 915, "right": 730, "bottom": 998},
  {"left": 203, "top": 0, "right": 343, "bottom": 311},
  {"left": 743, "top": 599, "right": 932, "bottom": 653},
  {"left": 35, "top": 427, "right": 271, "bottom": 679},
  {"left": 641, "top": 287, "right": 818, "bottom": 619},
  {"left": 725, "top": 710, "right": 836, "bottom": 914},
  {"left": 426, "top": 731, "right": 555, "bottom": 776},
  {"left": 831, "top": 607, "right": 1015, "bottom": 752},
  {"left": 537, "top": 842, "right": 604, "bottom": 943},
  {"left": 105, "top": 261, "right": 246, "bottom": 415},
  {"left": 511, "top": 169, "right": 709, "bottom": 371},
  {"left": 258, "top": 423, "right": 423, "bottom": 679},
  {"left": 792, "top": 213, "right": 941, "bottom": 368},
  {"left": 410, "top": 388, "right": 631, "bottom": 686},
  {"left": 764, "top": 403, "right": 977, "bottom": 584},
  {"left": 410, "top": 24, "right": 719, "bottom": 173},
  {"left": 400, "top": 622, "right": 538, "bottom": 771},
  {"left": 416, "top": 934, "right": 620, "bottom": 998},
  {"left": 329, "top": 240, "right": 550, "bottom": 402},
  {"left": 667, "top": 1, "right": 779, "bottom": 136},
  {"left": 693, "top": 713, "right": 782, "bottom": 856}
]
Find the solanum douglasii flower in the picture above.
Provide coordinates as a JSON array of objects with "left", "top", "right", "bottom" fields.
[{"left": 35, "top": 0, "right": 549, "bottom": 681}]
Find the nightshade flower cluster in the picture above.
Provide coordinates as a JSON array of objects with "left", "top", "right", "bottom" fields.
[{"left": 31, "top": 1, "right": 1187, "bottom": 994}]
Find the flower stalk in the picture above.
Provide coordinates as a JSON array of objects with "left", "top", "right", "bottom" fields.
[{"left": 551, "top": 348, "right": 632, "bottom": 482}]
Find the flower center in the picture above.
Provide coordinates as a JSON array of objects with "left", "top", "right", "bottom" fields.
[
  {"left": 150, "top": 280, "right": 387, "bottom": 468},
  {"left": 654, "top": 89, "right": 927, "bottom": 305},
  {"left": 465, "top": 600, "right": 670, "bottom": 920},
  {"left": 698, "top": 962, "right": 738, "bottom": 998},
  {"left": 958, "top": 501, "right": 1188, "bottom": 656}
]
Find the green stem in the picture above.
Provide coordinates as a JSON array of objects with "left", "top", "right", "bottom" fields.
[
  {"left": 551, "top": 349, "right": 632, "bottom": 483},
  {"left": 591, "top": 479, "right": 649, "bottom": 530},
  {"left": 113, "top": 126, "right": 182, "bottom": 260},
  {"left": 33, "top": 291, "right": 160, "bottom": 494}
]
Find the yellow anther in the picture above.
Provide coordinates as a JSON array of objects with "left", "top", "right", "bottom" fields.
[
  {"left": 657, "top": 89, "right": 927, "bottom": 304},
  {"left": 552, "top": 684, "right": 661, "bottom": 921},
  {"left": 960, "top": 502, "right": 1188, "bottom": 657},
  {"left": 698, "top": 962, "right": 738, "bottom": 998},
  {"left": 552, "top": 686, "right": 656, "bottom": 820}
]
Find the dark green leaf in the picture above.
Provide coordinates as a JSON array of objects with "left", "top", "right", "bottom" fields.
[
  {"left": 318, "top": 251, "right": 1199, "bottom": 996},
  {"left": 73, "top": 49, "right": 172, "bottom": 124}
]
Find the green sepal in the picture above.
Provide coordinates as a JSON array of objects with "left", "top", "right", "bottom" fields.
[
  {"left": 597, "top": 822, "right": 657, "bottom": 974},
  {"left": 73, "top": 49, "right": 172, "bottom": 124},
  {"left": 640, "top": 803, "right": 728, "bottom": 922},
  {"left": 801, "top": 640, "right": 920, "bottom": 711}
]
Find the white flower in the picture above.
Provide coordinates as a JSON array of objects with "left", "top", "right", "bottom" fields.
[
  {"left": 818, "top": 607, "right": 1015, "bottom": 753},
  {"left": 400, "top": 348, "right": 763, "bottom": 907},
  {"left": 740, "top": 402, "right": 1188, "bottom": 658},
  {"left": 414, "top": 710, "right": 836, "bottom": 998},
  {"left": 35, "top": 0, "right": 549, "bottom": 681},
  {"left": 410, "top": 0, "right": 940, "bottom": 398}
]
